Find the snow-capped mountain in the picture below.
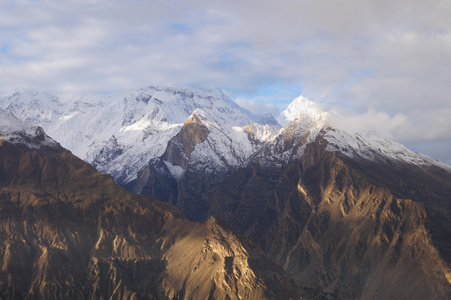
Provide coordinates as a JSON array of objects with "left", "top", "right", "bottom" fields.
[
  {"left": 0, "top": 108, "right": 59, "bottom": 149},
  {"left": 2, "top": 85, "right": 449, "bottom": 186},
  {"left": 2, "top": 86, "right": 449, "bottom": 185},
  {"left": 288, "top": 96, "right": 450, "bottom": 171},
  {"left": 0, "top": 86, "right": 280, "bottom": 184},
  {"left": 245, "top": 95, "right": 451, "bottom": 174},
  {"left": 281, "top": 95, "right": 327, "bottom": 124}
]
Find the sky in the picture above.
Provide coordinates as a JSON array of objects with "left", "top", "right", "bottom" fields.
[{"left": 0, "top": 0, "right": 450, "bottom": 163}]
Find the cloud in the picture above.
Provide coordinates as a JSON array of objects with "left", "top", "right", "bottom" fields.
[
  {"left": 327, "top": 106, "right": 451, "bottom": 163},
  {"left": 0, "top": 0, "right": 450, "bottom": 162},
  {"left": 1, "top": 1, "right": 449, "bottom": 97},
  {"left": 234, "top": 98, "right": 281, "bottom": 118}
]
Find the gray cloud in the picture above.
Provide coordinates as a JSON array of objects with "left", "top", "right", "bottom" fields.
[{"left": 0, "top": 0, "right": 450, "bottom": 163}]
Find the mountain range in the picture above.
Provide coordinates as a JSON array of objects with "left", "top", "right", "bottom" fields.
[
  {"left": 1, "top": 86, "right": 279, "bottom": 186},
  {"left": 0, "top": 108, "right": 307, "bottom": 299},
  {"left": 1, "top": 86, "right": 450, "bottom": 299}
]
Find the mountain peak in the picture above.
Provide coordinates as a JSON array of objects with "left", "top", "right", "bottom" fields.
[
  {"left": 281, "top": 95, "right": 327, "bottom": 123},
  {"left": 184, "top": 113, "right": 204, "bottom": 126},
  {"left": 0, "top": 108, "right": 59, "bottom": 149}
]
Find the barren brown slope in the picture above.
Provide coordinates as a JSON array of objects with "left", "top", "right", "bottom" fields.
[
  {"left": 203, "top": 134, "right": 451, "bottom": 299},
  {"left": 0, "top": 140, "right": 306, "bottom": 299}
]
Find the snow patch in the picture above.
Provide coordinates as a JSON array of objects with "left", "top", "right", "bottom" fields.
[
  {"left": 59, "top": 111, "right": 79, "bottom": 121},
  {"left": 163, "top": 161, "right": 185, "bottom": 182}
]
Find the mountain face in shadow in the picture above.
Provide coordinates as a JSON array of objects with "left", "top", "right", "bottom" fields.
[{"left": 0, "top": 113, "right": 306, "bottom": 300}]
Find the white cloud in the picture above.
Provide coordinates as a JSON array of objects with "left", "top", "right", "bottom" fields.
[
  {"left": 327, "top": 106, "right": 451, "bottom": 163},
  {"left": 234, "top": 98, "right": 281, "bottom": 117}
]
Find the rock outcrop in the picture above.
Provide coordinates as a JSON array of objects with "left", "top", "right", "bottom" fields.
[{"left": 198, "top": 133, "right": 451, "bottom": 299}]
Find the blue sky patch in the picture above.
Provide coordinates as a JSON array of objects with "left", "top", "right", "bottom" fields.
[{"left": 168, "top": 23, "right": 191, "bottom": 34}]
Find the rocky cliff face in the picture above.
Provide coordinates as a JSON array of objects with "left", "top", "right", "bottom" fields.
[
  {"left": 127, "top": 124, "right": 451, "bottom": 299},
  {"left": 205, "top": 133, "right": 451, "bottom": 299},
  {"left": 0, "top": 113, "right": 306, "bottom": 300}
]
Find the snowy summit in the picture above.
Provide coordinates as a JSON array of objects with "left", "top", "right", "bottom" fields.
[
  {"left": 281, "top": 95, "right": 327, "bottom": 124},
  {"left": 0, "top": 108, "right": 58, "bottom": 149}
]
